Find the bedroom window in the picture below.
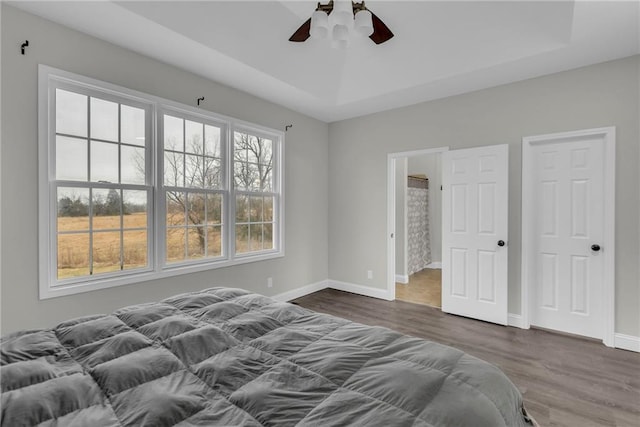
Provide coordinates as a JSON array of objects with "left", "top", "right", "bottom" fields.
[
  {"left": 50, "top": 86, "right": 153, "bottom": 282},
  {"left": 39, "top": 66, "right": 284, "bottom": 299},
  {"left": 233, "top": 130, "right": 278, "bottom": 255},
  {"left": 161, "top": 112, "right": 226, "bottom": 264}
]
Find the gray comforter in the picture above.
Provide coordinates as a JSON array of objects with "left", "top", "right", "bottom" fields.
[{"left": 1, "top": 287, "right": 533, "bottom": 426}]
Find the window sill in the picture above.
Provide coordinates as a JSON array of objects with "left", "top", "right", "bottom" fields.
[{"left": 39, "top": 250, "right": 284, "bottom": 300}]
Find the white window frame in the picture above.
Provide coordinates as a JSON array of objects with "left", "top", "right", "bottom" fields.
[
  {"left": 39, "top": 65, "right": 284, "bottom": 299},
  {"left": 158, "top": 106, "right": 229, "bottom": 268},
  {"left": 231, "top": 125, "right": 283, "bottom": 259}
]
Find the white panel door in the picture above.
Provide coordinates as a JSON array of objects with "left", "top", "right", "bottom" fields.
[
  {"left": 442, "top": 145, "right": 509, "bottom": 325},
  {"left": 530, "top": 138, "right": 604, "bottom": 339}
]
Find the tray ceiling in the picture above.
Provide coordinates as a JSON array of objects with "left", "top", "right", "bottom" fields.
[{"left": 11, "top": 1, "right": 640, "bottom": 122}]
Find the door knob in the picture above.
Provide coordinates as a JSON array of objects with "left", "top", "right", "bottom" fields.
[
  {"left": 497, "top": 240, "right": 505, "bottom": 247},
  {"left": 591, "top": 244, "right": 601, "bottom": 252}
]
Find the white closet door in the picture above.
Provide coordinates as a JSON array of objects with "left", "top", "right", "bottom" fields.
[{"left": 530, "top": 138, "right": 605, "bottom": 339}]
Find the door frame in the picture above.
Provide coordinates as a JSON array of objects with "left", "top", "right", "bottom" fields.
[
  {"left": 387, "top": 147, "right": 449, "bottom": 300},
  {"left": 521, "top": 127, "right": 616, "bottom": 347}
]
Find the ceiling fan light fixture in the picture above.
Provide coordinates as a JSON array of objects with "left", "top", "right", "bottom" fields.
[
  {"left": 289, "top": 0, "right": 393, "bottom": 46},
  {"left": 330, "top": 0, "right": 354, "bottom": 27},
  {"left": 310, "top": 10, "right": 330, "bottom": 39},
  {"left": 354, "top": 9, "right": 373, "bottom": 37}
]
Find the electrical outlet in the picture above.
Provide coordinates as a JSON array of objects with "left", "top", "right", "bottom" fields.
[
  {"left": 367, "top": 270, "right": 373, "bottom": 280},
  {"left": 267, "top": 277, "right": 273, "bottom": 288}
]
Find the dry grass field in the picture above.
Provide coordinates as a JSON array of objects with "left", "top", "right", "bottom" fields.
[
  {"left": 57, "top": 212, "right": 269, "bottom": 279},
  {"left": 57, "top": 213, "right": 149, "bottom": 278}
]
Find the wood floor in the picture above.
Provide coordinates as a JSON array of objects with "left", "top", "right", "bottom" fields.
[
  {"left": 293, "top": 289, "right": 640, "bottom": 427},
  {"left": 396, "top": 268, "right": 442, "bottom": 308}
]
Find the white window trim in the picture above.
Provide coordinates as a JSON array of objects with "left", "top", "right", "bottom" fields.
[{"left": 38, "top": 65, "right": 284, "bottom": 300}]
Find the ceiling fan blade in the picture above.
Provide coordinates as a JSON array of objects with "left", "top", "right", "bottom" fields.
[
  {"left": 369, "top": 12, "right": 394, "bottom": 45},
  {"left": 289, "top": 18, "right": 312, "bottom": 42}
]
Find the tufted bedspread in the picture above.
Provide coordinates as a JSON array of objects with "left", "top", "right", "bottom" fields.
[{"left": 1, "top": 287, "right": 534, "bottom": 426}]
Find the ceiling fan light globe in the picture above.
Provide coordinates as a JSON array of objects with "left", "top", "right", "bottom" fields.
[
  {"left": 354, "top": 9, "right": 373, "bottom": 37},
  {"left": 332, "top": 24, "right": 349, "bottom": 42},
  {"left": 310, "top": 10, "right": 330, "bottom": 39},
  {"left": 310, "top": 26, "right": 329, "bottom": 39},
  {"left": 330, "top": 0, "right": 354, "bottom": 27}
]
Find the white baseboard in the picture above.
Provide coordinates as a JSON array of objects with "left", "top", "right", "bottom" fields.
[
  {"left": 614, "top": 333, "right": 640, "bottom": 352},
  {"left": 426, "top": 261, "right": 442, "bottom": 269},
  {"left": 328, "top": 280, "right": 393, "bottom": 301},
  {"left": 271, "top": 280, "right": 328, "bottom": 302},
  {"left": 507, "top": 313, "right": 526, "bottom": 329},
  {"left": 395, "top": 274, "right": 409, "bottom": 284}
]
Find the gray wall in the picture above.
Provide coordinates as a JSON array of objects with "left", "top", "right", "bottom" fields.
[
  {"left": 408, "top": 154, "right": 442, "bottom": 264},
  {"left": 329, "top": 56, "right": 640, "bottom": 336},
  {"left": 1, "top": 6, "right": 329, "bottom": 334}
]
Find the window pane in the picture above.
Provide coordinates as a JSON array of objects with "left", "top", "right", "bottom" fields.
[
  {"left": 250, "top": 224, "right": 263, "bottom": 251},
  {"left": 92, "top": 188, "right": 121, "bottom": 229},
  {"left": 258, "top": 139, "right": 273, "bottom": 165},
  {"left": 166, "top": 227, "right": 186, "bottom": 263},
  {"left": 123, "top": 230, "right": 147, "bottom": 270},
  {"left": 91, "top": 141, "right": 118, "bottom": 183},
  {"left": 264, "top": 223, "right": 274, "bottom": 250},
  {"left": 56, "top": 89, "right": 87, "bottom": 137},
  {"left": 249, "top": 196, "right": 263, "bottom": 222},
  {"left": 247, "top": 135, "right": 259, "bottom": 164},
  {"left": 187, "top": 193, "right": 205, "bottom": 226},
  {"left": 57, "top": 233, "right": 89, "bottom": 279},
  {"left": 206, "top": 194, "right": 222, "bottom": 224},
  {"left": 206, "top": 226, "right": 222, "bottom": 257},
  {"left": 123, "top": 190, "right": 147, "bottom": 229},
  {"left": 234, "top": 161, "right": 256, "bottom": 190},
  {"left": 57, "top": 187, "right": 89, "bottom": 231},
  {"left": 164, "top": 115, "right": 183, "bottom": 151},
  {"left": 247, "top": 163, "right": 262, "bottom": 191},
  {"left": 233, "top": 132, "right": 248, "bottom": 161},
  {"left": 166, "top": 192, "right": 186, "bottom": 226},
  {"left": 56, "top": 136, "right": 87, "bottom": 181},
  {"left": 204, "top": 125, "right": 221, "bottom": 157},
  {"left": 90, "top": 98, "right": 118, "bottom": 142},
  {"left": 121, "top": 105, "right": 145, "bottom": 146},
  {"left": 185, "top": 154, "right": 203, "bottom": 188},
  {"left": 121, "top": 145, "right": 145, "bottom": 184},
  {"left": 203, "top": 157, "right": 221, "bottom": 189},
  {"left": 187, "top": 227, "right": 205, "bottom": 259},
  {"left": 256, "top": 166, "right": 272, "bottom": 191},
  {"left": 164, "top": 151, "right": 184, "bottom": 187},
  {"left": 242, "top": 136, "right": 272, "bottom": 165},
  {"left": 235, "top": 225, "right": 249, "bottom": 254},
  {"left": 185, "top": 120, "right": 203, "bottom": 154},
  {"left": 93, "top": 231, "right": 121, "bottom": 274},
  {"left": 264, "top": 197, "right": 274, "bottom": 222},
  {"left": 236, "top": 195, "right": 248, "bottom": 222}
]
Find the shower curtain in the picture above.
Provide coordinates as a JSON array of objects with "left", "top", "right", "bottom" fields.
[{"left": 407, "top": 176, "right": 431, "bottom": 275}]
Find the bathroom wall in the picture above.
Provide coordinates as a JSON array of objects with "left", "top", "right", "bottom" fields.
[{"left": 408, "top": 153, "right": 442, "bottom": 265}]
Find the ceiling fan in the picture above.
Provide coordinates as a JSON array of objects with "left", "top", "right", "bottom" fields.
[{"left": 289, "top": 0, "right": 394, "bottom": 46}]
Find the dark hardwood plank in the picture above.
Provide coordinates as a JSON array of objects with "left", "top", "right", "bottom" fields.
[{"left": 293, "top": 289, "right": 640, "bottom": 427}]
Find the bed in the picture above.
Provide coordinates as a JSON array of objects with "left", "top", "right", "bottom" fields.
[{"left": 1, "top": 287, "right": 535, "bottom": 426}]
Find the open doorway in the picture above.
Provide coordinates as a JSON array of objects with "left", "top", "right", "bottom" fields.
[
  {"left": 392, "top": 150, "right": 444, "bottom": 308},
  {"left": 388, "top": 145, "right": 509, "bottom": 324}
]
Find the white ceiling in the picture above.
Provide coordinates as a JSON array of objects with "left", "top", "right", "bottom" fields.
[{"left": 11, "top": 1, "right": 640, "bottom": 122}]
